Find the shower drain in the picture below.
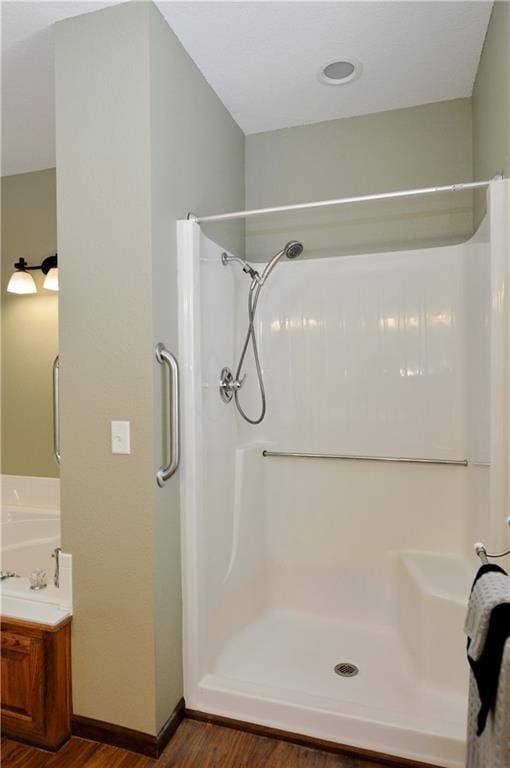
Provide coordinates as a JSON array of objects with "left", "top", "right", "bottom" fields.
[{"left": 334, "top": 662, "right": 359, "bottom": 678}]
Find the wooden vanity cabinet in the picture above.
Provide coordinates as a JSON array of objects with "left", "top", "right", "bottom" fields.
[{"left": 1, "top": 616, "right": 72, "bottom": 750}]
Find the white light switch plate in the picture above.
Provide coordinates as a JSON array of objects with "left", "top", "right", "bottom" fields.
[{"left": 111, "top": 421, "right": 131, "bottom": 454}]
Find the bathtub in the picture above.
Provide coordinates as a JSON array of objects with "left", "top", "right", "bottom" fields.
[
  {"left": 2, "top": 506, "right": 60, "bottom": 577},
  {"left": 1, "top": 474, "right": 60, "bottom": 578},
  {"left": 0, "top": 475, "right": 73, "bottom": 622}
]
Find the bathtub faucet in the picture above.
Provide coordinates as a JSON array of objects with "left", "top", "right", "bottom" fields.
[
  {"left": 0, "top": 571, "right": 19, "bottom": 580},
  {"left": 52, "top": 547, "right": 62, "bottom": 588}
]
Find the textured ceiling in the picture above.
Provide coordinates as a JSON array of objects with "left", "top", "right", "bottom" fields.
[
  {"left": 1, "top": 1, "right": 493, "bottom": 176},
  {"left": 163, "top": 1, "right": 492, "bottom": 133}
]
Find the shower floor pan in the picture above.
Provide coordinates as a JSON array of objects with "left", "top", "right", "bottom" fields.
[{"left": 193, "top": 610, "right": 466, "bottom": 768}]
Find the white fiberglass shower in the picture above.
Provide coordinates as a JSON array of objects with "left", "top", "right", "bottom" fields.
[{"left": 178, "top": 179, "right": 509, "bottom": 768}]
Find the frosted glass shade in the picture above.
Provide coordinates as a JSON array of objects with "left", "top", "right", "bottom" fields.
[
  {"left": 43, "top": 267, "right": 59, "bottom": 291},
  {"left": 7, "top": 270, "right": 37, "bottom": 294}
]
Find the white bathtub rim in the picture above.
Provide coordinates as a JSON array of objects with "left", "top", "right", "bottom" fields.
[
  {"left": 1, "top": 569, "right": 72, "bottom": 612},
  {"left": 0, "top": 593, "right": 71, "bottom": 627}
]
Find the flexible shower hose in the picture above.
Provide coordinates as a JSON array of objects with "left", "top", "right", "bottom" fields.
[{"left": 234, "top": 277, "right": 266, "bottom": 424}]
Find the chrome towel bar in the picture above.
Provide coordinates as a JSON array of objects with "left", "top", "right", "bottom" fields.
[
  {"left": 475, "top": 544, "right": 510, "bottom": 565},
  {"left": 155, "top": 343, "right": 180, "bottom": 487},
  {"left": 262, "top": 450, "right": 468, "bottom": 466},
  {"left": 475, "top": 519, "right": 510, "bottom": 564}
]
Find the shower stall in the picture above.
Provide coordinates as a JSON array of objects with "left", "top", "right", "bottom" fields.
[{"left": 177, "top": 179, "right": 508, "bottom": 768}]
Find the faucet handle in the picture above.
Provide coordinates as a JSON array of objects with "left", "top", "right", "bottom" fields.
[
  {"left": 29, "top": 569, "right": 47, "bottom": 590},
  {"left": 0, "top": 570, "right": 19, "bottom": 580}
]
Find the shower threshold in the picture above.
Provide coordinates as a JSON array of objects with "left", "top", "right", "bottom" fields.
[{"left": 190, "top": 610, "right": 466, "bottom": 768}]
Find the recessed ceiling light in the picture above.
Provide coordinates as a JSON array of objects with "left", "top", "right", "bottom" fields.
[{"left": 320, "top": 58, "right": 361, "bottom": 85}]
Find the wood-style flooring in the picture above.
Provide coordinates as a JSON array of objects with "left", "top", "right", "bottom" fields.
[
  {"left": 1, "top": 735, "right": 155, "bottom": 768},
  {"left": 157, "top": 720, "right": 404, "bottom": 767},
  {"left": 1, "top": 719, "right": 418, "bottom": 768}
]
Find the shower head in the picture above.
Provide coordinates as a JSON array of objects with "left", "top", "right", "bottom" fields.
[
  {"left": 258, "top": 240, "right": 304, "bottom": 285},
  {"left": 284, "top": 241, "right": 304, "bottom": 259}
]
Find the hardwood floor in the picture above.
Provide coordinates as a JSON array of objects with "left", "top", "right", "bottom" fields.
[
  {"left": 1, "top": 736, "right": 155, "bottom": 768},
  {"left": 158, "top": 719, "right": 403, "bottom": 767},
  {"left": 1, "top": 719, "right": 424, "bottom": 768}
]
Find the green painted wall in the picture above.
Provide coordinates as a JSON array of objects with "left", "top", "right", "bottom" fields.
[
  {"left": 472, "top": 0, "right": 510, "bottom": 225},
  {"left": 148, "top": 2, "right": 244, "bottom": 728},
  {"left": 245, "top": 99, "right": 473, "bottom": 261},
  {"left": 1, "top": 169, "right": 59, "bottom": 478},
  {"left": 55, "top": 0, "right": 243, "bottom": 735}
]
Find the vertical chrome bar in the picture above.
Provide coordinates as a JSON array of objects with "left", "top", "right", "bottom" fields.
[
  {"left": 155, "top": 343, "right": 180, "bottom": 486},
  {"left": 52, "top": 355, "right": 61, "bottom": 465}
]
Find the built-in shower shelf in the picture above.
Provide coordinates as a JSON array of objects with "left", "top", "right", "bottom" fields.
[{"left": 396, "top": 550, "right": 472, "bottom": 698}]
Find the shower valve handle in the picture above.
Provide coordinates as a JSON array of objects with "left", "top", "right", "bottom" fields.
[{"left": 219, "top": 368, "right": 245, "bottom": 403}]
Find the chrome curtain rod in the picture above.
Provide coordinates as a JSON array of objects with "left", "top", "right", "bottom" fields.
[
  {"left": 262, "top": 450, "right": 468, "bottom": 467},
  {"left": 190, "top": 180, "right": 492, "bottom": 224}
]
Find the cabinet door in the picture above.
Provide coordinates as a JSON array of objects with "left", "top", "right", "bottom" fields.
[{"left": 1, "top": 629, "right": 46, "bottom": 736}]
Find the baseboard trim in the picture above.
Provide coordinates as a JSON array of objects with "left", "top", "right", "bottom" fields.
[
  {"left": 1, "top": 728, "right": 70, "bottom": 753},
  {"left": 72, "top": 697, "right": 185, "bottom": 758},
  {"left": 157, "top": 697, "right": 186, "bottom": 755},
  {"left": 184, "top": 708, "right": 443, "bottom": 768}
]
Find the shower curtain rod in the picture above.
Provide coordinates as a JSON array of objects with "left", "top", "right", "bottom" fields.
[{"left": 189, "top": 179, "right": 492, "bottom": 224}]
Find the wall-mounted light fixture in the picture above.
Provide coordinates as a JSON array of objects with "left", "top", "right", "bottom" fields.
[{"left": 7, "top": 254, "right": 58, "bottom": 294}]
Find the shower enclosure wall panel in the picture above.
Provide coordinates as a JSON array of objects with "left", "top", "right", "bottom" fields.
[
  {"left": 179, "top": 183, "right": 507, "bottom": 768},
  {"left": 254, "top": 250, "right": 467, "bottom": 631},
  {"left": 256, "top": 251, "right": 466, "bottom": 456},
  {"left": 487, "top": 183, "right": 510, "bottom": 551},
  {"left": 464, "top": 219, "right": 491, "bottom": 556},
  {"left": 179, "top": 228, "right": 268, "bottom": 681}
]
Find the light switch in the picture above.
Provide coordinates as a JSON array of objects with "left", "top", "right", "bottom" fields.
[{"left": 111, "top": 421, "right": 131, "bottom": 454}]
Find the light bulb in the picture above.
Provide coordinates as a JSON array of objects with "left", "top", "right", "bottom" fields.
[
  {"left": 7, "top": 271, "right": 37, "bottom": 294},
  {"left": 43, "top": 267, "right": 59, "bottom": 291}
]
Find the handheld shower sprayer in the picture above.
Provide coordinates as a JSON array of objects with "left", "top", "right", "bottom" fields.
[
  {"left": 257, "top": 241, "right": 304, "bottom": 286},
  {"left": 220, "top": 241, "right": 304, "bottom": 424}
]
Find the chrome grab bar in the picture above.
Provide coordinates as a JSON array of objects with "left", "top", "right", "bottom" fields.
[
  {"left": 52, "top": 355, "right": 61, "bottom": 465},
  {"left": 262, "top": 450, "right": 468, "bottom": 466},
  {"left": 155, "top": 343, "right": 180, "bottom": 486}
]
